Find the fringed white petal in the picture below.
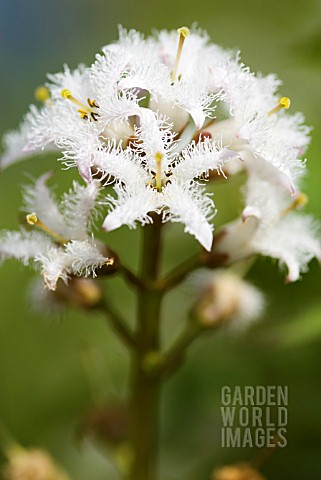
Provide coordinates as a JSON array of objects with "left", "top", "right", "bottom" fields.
[
  {"left": 162, "top": 181, "right": 214, "bottom": 251},
  {"left": 47, "top": 63, "right": 93, "bottom": 100},
  {"left": 62, "top": 181, "right": 101, "bottom": 239},
  {"left": 135, "top": 109, "right": 176, "bottom": 172},
  {"left": 93, "top": 143, "right": 148, "bottom": 191},
  {"left": 64, "top": 239, "right": 111, "bottom": 278},
  {"left": 118, "top": 61, "right": 171, "bottom": 101},
  {"left": 173, "top": 79, "right": 217, "bottom": 130},
  {"left": 23, "top": 173, "right": 68, "bottom": 236},
  {"left": 175, "top": 138, "right": 239, "bottom": 182},
  {"left": 49, "top": 117, "right": 103, "bottom": 182},
  {"left": 103, "top": 184, "right": 158, "bottom": 231},
  {"left": 0, "top": 110, "right": 57, "bottom": 170},
  {"left": 0, "top": 230, "right": 52, "bottom": 265},
  {"left": 35, "top": 239, "right": 109, "bottom": 290},
  {"left": 253, "top": 214, "right": 321, "bottom": 282},
  {"left": 1, "top": 117, "right": 35, "bottom": 170},
  {"left": 35, "top": 247, "right": 71, "bottom": 290}
]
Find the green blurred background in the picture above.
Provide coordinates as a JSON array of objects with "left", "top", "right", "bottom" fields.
[{"left": 1, "top": 0, "right": 321, "bottom": 478}]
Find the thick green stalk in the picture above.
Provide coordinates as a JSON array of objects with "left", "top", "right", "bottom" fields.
[{"left": 128, "top": 215, "right": 163, "bottom": 480}]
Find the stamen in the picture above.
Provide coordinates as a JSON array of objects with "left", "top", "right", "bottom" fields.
[
  {"left": 26, "top": 212, "right": 68, "bottom": 244},
  {"left": 61, "top": 89, "right": 100, "bottom": 121},
  {"left": 268, "top": 97, "right": 291, "bottom": 116},
  {"left": 34, "top": 86, "right": 50, "bottom": 103},
  {"left": 171, "top": 27, "right": 190, "bottom": 82},
  {"left": 281, "top": 192, "right": 308, "bottom": 216},
  {"left": 155, "top": 152, "right": 163, "bottom": 192}
]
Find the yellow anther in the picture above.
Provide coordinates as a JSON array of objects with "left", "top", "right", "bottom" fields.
[
  {"left": 171, "top": 26, "right": 190, "bottom": 82},
  {"left": 279, "top": 97, "right": 291, "bottom": 109},
  {"left": 26, "top": 212, "right": 68, "bottom": 244},
  {"left": 34, "top": 86, "right": 50, "bottom": 103},
  {"left": 87, "top": 98, "right": 99, "bottom": 109},
  {"left": 61, "top": 88, "right": 72, "bottom": 99},
  {"left": 177, "top": 27, "right": 190, "bottom": 38},
  {"left": 282, "top": 192, "right": 308, "bottom": 216},
  {"left": 61, "top": 89, "right": 99, "bottom": 121},
  {"left": 268, "top": 96, "right": 291, "bottom": 115},
  {"left": 26, "top": 212, "right": 38, "bottom": 225},
  {"left": 78, "top": 109, "right": 89, "bottom": 120},
  {"left": 295, "top": 192, "right": 308, "bottom": 207},
  {"left": 155, "top": 152, "right": 163, "bottom": 192},
  {"left": 105, "top": 258, "right": 115, "bottom": 266}
]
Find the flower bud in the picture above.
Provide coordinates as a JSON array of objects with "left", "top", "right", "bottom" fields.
[
  {"left": 211, "top": 463, "right": 265, "bottom": 480},
  {"left": 4, "top": 448, "right": 70, "bottom": 480},
  {"left": 80, "top": 403, "right": 128, "bottom": 447},
  {"left": 212, "top": 463, "right": 266, "bottom": 480},
  {"left": 28, "top": 277, "right": 103, "bottom": 314},
  {"left": 193, "top": 270, "right": 265, "bottom": 330}
]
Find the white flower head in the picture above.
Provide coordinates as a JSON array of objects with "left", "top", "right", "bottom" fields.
[{"left": 0, "top": 26, "right": 315, "bottom": 254}]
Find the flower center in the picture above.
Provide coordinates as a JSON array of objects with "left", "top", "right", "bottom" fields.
[
  {"left": 155, "top": 152, "right": 163, "bottom": 192},
  {"left": 61, "top": 89, "right": 100, "bottom": 121},
  {"left": 147, "top": 152, "right": 172, "bottom": 192},
  {"left": 171, "top": 27, "right": 190, "bottom": 82}
]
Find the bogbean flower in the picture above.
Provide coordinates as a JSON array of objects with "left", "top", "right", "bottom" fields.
[
  {"left": 0, "top": 26, "right": 319, "bottom": 265},
  {"left": 214, "top": 175, "right": 321, "bottom": 282},
  {"left": 0, "top": 174, "right": 113, "bottom": 289}
]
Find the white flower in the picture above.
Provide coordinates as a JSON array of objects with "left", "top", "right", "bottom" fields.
[
  {"left": 214, "top": 175, "right": 321, "bottom": 281},
  {"left": 0, "top": 174, "right": 113, "bottom": 289},
  {"left": 99, "top": 137, "right": 237, "bottom": 251},
  {"left": 0, "top": 26, "right": 314, "bottom": 253}
]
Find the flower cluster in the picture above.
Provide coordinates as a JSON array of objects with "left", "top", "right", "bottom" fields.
[
  {"left": 0, "top": 174, "right": 113, "bottom": 289},
  {"left": 1, "top": 26, "right": 320, "bottom": 288}
]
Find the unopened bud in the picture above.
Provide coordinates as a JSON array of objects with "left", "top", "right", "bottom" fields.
[
  {"left": 212, "top": 463, "right": 266, "bottom": 480},
  {"left": 193, "top": 131, "right": 213, "bottom": 143},
  {"left": 81, "top": 403, "right": 128, "bottom": 447},
  {"left": 194, "top": 270, "right": 265, "bottom": 330},
  {"left": 4, "top": 448, "right": 70, "bottom": 480},
  {"left": 142, "top": 350, "right": 164, "bottom": 375},
  {"left": 73, "top": 278, "right": 103, "bottom": 308}
]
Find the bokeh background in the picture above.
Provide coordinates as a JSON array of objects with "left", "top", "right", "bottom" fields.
[{"left": 1, "top": 0, "right": 321, "bottom": 479}]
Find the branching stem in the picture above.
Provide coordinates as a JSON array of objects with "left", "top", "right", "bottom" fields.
[{"left": 99, "top": 299, "right": 136, "bottom": 350}]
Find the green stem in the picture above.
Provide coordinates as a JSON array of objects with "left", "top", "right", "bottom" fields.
[
  {"left": 99, "top": 299, "right": 136, "bottom": 350},
  {"left": 156, "top": 254, "right": 203, "bottom": 291},
  {"left": 128, "top": 215, "right": 163, "bottom": 480},
  {"left": 161, "top": 320, "right": 203, "bottom": 377},
  {"left": 119, "top": 263, "right": 146, "bottom": 290}
]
